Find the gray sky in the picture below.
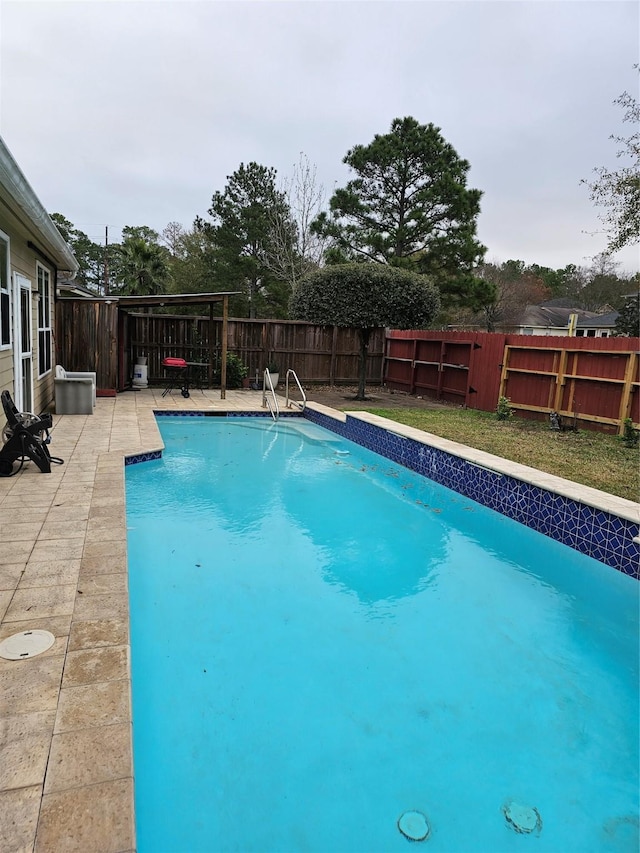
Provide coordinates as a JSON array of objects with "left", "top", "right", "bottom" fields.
[{"left": 1, "top": 0, "right": 638, "bottom": 275}]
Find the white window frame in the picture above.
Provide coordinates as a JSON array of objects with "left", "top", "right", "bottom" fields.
[
  {"left": 36, "top": 260, "right": 53, "bottom": 377},
  {"left": 0, "top": 228, "right": 11, "bottom": 350}
]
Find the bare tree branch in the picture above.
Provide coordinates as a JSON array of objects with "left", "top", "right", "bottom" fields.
[{"left": 263, "top": 153, "right": 329, "bottom": 293}]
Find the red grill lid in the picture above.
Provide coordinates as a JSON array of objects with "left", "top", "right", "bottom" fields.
[{"left": 162, "top": 357, "right": 187, "bottom": 367}]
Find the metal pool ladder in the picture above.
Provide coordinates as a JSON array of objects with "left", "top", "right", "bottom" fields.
[
  {"left": 262, "top": 369, "right": 307, "bottom": 421},
  {"left": 285, "top": 369, "right": 306, "bottom": 413},
  {"left": 262, "top": 369, "right": 280, "bottom": 420}
]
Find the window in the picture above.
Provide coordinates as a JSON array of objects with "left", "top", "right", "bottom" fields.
[
  {"left": 586, "top": 329, "right": 596, "bottom": 338},
  {"left": 37, "top": 262, "right": 52, "bottom": 375},
  {"left": 575, "top": 329, "right": 585, "bottom": 337},
  {"left": 600, "top": 331, "right": 609, "bottom": 338},
  {"left": 0, "top": 230, "right": 10, "bottom": 348}
]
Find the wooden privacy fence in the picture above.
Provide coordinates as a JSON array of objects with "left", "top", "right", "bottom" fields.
[
  {"left": 499, "top": 343, "right": 638, "bottom": 434},
  {"left": 55, "top": 299, "right": 119, "bottom": 395},
  {"left": 55, "top": 300, "right": 385, "bottom": 392},
  {"left": 55, "top": 300, "right": 638, "bottom": 433},
  {"left": 126, "top": 315, "right": 384, "bottom": 387},
  {"left": 385, "top": 330, "right": 640, "bottom": 434}
]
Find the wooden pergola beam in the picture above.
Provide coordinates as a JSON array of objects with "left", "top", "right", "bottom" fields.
[{"left": 113, "top": 291, "right": 239, "bottom": 400}]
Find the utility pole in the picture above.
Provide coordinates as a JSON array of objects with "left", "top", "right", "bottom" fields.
[{"left": 103, "top": 226, "right": 109, "bottom": 296}]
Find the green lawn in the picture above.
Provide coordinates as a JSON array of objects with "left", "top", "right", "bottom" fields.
[{"left": 362, "top": 407, "right": 639, "bottom": 503}]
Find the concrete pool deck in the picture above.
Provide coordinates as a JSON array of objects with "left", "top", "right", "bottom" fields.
[{"left": 1, "top": 389, "right": 637, "bottom": 852}]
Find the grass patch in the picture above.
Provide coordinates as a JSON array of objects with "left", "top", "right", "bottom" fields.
[{"left": 363, "top": 407, "right": 639, "bottom": 502}]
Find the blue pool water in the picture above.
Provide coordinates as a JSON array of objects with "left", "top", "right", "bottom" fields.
[{"left": 126, "top": 416, "right": 639, "bottom": 853}]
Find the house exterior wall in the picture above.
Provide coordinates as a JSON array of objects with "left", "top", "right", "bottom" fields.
[
  {"left": 0, "top": 202, "right": 56, "bottom": 413},
  {"left": 517, "top": 325, "right": 571, "bottom": 337},
  {"left": 574, "top": 328, "right": 613, "bottom": 338},
  {"left": 0, "top": 225, "right": 13, "bottom": 394},
  {"left": 505, "top": 325, "right": 613, "bottom": 338}
]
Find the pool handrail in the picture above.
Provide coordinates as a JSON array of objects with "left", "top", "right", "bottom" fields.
[
  {"left": 262, "top": 369, "right": 280, "bottom": 420},
  {"left": 285, "top": 369, "right": 306, "bottom": 412}
]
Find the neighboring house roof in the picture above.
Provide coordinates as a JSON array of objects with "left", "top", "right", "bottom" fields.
[
  {"left": 536, "top": 297, "right": 579, "bottom": 309},
  {"left": 57, "top": 278, "right": 97, "bottom": 298},
  {"left": 576, "top": 311, "right": 619, "bottom": 329},
  {"left": 520, "top": 303, "right": 618, "bottom": 329},
  {"left": 0, "top": 135, "right": 79, "bottom": 275}
]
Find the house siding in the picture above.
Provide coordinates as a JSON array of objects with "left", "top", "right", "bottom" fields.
[
  {"left": 0, "top": 203, "right": 56, "bottom": 412},
  {"left": 0, "top": 351, "right": 12, "bottom": 395}
]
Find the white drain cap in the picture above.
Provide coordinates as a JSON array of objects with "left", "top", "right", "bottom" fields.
[
  {"left": 0, "top": 630, "right": 55, "bottom": 660},
  {"left": 398, "top": 810, "right": 430, "bottom": 841}
]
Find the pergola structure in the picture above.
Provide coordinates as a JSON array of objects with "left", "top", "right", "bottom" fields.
[{"left": 109, "top": 292, "right": 240, "bottom": 399}]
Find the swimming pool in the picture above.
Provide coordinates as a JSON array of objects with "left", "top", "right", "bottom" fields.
[{"left": 126, "top": 416, "right": 639, "bottom": 853}]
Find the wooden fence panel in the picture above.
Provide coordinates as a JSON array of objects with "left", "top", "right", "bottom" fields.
[
  {"left": 385, "top": 331, "right": 506, "bottom": 409},
  {"left": 128, "top": 315, "right": 384, "bottom": 386},
  {"left": 58, "top": 305, "right": 385, "bottom": 391},
  {"left": 386, "top": 329, "right": 640, "bottom": 433},
  {"left": 499, "top": 341, "right": 639, "bottom": 433},
  {"left": 469, "top": 333, "right": 508, "bottom": 411},
  {"left": 55, "top": 300, "right": 118, "bottom": 394}
]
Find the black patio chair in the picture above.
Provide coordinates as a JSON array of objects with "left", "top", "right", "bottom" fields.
[{"left": 0, "top": 390, "right": 63, "bottom": 476}]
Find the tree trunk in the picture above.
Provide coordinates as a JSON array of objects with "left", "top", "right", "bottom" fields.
[
  {"left": 355, "top": 327, "right": 371, "bottom": 400},
  {"left": 249, "top": 278, "right": 257, "bottom": 319}
]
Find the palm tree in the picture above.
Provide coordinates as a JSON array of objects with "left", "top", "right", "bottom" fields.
[{"left": 116, "top": 237, "right": 172, "bottom": 296}]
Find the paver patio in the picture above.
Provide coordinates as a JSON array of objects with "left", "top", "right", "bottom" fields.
[{"left": 0, "top": 389, "right": 268, "bottom": 853}]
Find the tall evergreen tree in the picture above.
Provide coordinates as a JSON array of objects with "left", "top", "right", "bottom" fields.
[
  {"left": 165, "top": 223, "right": 215, "bottom": 296},
  {"left": 50, "top": 213, "right": 108, "bottom": 293},
  {"left": 204, "top": 162, "right": 292, "bottom": 318},
  {"left": 121, "top": 225, "right": 161, "bottom": 244},
  {"left": 312, "top": 117, "right": 486, "bottom": 305}
]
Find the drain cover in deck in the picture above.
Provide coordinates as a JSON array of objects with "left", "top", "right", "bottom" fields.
[{"left": 0, "top": 630, "right": 55, "bottom": 660}]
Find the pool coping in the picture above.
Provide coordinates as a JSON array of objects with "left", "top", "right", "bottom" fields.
[
  {"left": 303, "top": 404, "right": 639, "bottom": 577},
  {"left": 305, "top": 403, "right": 639, "bottom": 522}
]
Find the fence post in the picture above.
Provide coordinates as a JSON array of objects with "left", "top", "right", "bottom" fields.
[
  {"left": 552, "top": 349, "right": 568, "bottom": 411},
  {"left": 261, "top": 322, "right": 268, "bottom": 372},
  {"left": 498, "top": 344, "right": 510, "bottom": 402},
  {"left": 618, "top": 351, "right": 637, "bottom": 434},
  {"left": 411, "top": 338, "right": 418, "bottom": 394},
  {"left": 330, "top": 326, "right": 338, "bottom": 385}
]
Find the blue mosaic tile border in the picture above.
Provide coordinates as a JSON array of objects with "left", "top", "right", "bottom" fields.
[
  {"left": 154, "top": 410, "right": 301, "bottom": 419},
  {"left": 226, "top": 411, "right": 301, "bottom": 419},
  {"left": 303, "top": 408, "right": 640, "bottom": 579},
  {"left": 125, "top": 450, "right": 162, "bottom": 466},
  {"left": 154, "top": 410, "right": 207, "bottom": 417}
]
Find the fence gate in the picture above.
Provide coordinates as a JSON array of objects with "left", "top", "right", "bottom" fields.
[{"left": 386, "top": 337, "right": 479, "bottom": 406}]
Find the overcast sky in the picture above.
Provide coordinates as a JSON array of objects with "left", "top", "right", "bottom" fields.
[{"left": 1, "top": 1, "right": 638, "bottom": 275}]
